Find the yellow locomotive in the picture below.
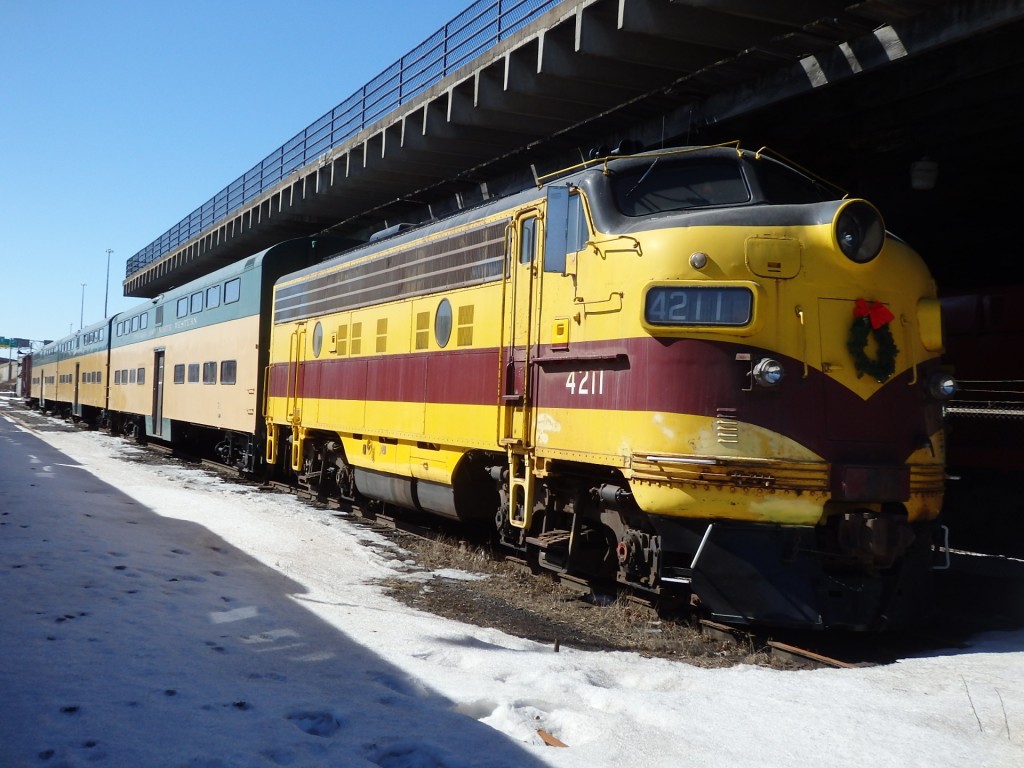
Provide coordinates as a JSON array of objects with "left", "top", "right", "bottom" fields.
[{"left": 265, "top": 143, "right": 952, "bottom": 630}]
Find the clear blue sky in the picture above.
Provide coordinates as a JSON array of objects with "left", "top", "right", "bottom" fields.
[{"left": 0, "top": 0, "right": 474, "bottom": 350}]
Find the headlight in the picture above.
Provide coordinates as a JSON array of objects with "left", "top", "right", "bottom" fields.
[
  {"left": 752, "top": 357, "right": 785, "bottom": 387},
  {"left": 927, "top": 371, "right": 957, "bottom": 400},
  {"left": 834, "top": 200, "right": 885, "bottom": 264}
]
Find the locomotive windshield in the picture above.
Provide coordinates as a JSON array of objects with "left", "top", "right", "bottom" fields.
[{"left": 611, "top": 155, "right": 837, "bottom": 217}]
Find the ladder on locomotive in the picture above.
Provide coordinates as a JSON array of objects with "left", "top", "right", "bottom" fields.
[
  {"left": 499, "top": 186, "right": 572, "bottom": 531},
  {"left": 500, "top": 206, "right": 540, "bottom": 530}
]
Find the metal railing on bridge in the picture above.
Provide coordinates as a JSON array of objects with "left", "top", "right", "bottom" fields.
[{"left": 126, "top": 0, "right": 563, "bottom": 280}]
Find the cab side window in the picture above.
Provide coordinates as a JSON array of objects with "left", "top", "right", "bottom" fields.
[
  {"left": 566, "top": 192, "right": 589, "bottom": 253},
  {"left": 520, "top": 217, "right": 537, "bottom": 265}
]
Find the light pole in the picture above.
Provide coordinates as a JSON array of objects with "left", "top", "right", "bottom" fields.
[
  {"left": 104, "top": 248, "right": 113, "bottom": 317},
  {"left": 80, "top": 283, "right": 86, "bottom": 330}
]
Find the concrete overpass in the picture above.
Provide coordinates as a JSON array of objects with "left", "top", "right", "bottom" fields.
[{"left": 123, "top": 0, "right": 1024, "bottom": 299}]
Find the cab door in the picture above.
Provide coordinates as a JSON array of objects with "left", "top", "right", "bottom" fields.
[
  {"left": 286, "top": 322, "right": 307, "bottom": 471},
  {"left": 499, "top": 197, "right": 557, "bottom": 531},
  {"left": 501, "top": 210, "right": 540, "bottom": 445}
]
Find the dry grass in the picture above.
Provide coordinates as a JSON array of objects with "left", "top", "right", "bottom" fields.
[{"left": 374, "top": 529, "right": 779, "bottom": 667}]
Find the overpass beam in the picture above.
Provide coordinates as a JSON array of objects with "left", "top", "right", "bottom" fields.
[
  {"left": 662, "top": 0, "right": 853, "bottom": 28},
  {"left": 536, "top": 21, "right": 674, "bottom": 96},
  {"left": 505, "top": 36, "right": 638, "bottom": 109},
  {"left": 474, "top": 63, "right": 586, "bottom": 127},
  {"left": 618, "top": 0, "right": 792, "bottom": 48},
  {"left": 575, "top": 1, "right": 713, "bottom": 72},
  {"left": 446, "top": 76, "right": 556, "bottom": 136}
]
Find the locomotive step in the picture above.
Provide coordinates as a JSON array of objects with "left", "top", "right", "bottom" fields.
[{"left": 525, "top": 530, "right": 572, "bottom": 550}]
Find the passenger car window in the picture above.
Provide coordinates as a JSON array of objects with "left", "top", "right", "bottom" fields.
[{"left": 224, "top": 278, "right": 241, "bottom": 304}]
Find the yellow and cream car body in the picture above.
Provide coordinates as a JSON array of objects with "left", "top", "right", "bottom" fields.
[{"left": 104, "top": 239, "right": 322, "bottom": 463}]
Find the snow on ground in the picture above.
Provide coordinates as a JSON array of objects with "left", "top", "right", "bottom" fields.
[{"left": 1, "top": 397, "right": 1022, "bottom": 767}]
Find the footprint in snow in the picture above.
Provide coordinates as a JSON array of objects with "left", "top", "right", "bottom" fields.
[{"left": 287, "top": 710, "right": 342, "bottom": 737}]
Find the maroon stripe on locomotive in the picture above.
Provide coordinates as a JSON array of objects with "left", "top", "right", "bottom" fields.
[{"left": 267, "top": 335, "right": 942, "bottom": 465}]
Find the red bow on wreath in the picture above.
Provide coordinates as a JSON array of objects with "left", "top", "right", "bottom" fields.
[{"left": 853, "top": 298, "right": 894, "bottom": 329}]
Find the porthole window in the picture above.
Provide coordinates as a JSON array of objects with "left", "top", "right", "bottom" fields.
[
  {"left": 435, "top": 299, "right": 452, "bottom": 348},
  {"left": 312, "top": 321, "right": 323, "bottom": 358}
]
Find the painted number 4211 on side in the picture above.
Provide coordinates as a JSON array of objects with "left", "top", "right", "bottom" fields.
[{"left": 565, "top": 370, "right": 605, "bottom": 396}]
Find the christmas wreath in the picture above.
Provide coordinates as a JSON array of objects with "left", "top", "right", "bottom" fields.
[{"left": 846, "top": 298, "right": 899, "bottom": 382}]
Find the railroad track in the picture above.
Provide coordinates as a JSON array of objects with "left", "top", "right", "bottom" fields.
[
  {"left": 320, "top": 492, "right": 890, "bottom": 669},
  {"left": 698, "top": 620, "right": 872, "bottom": 669}
]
